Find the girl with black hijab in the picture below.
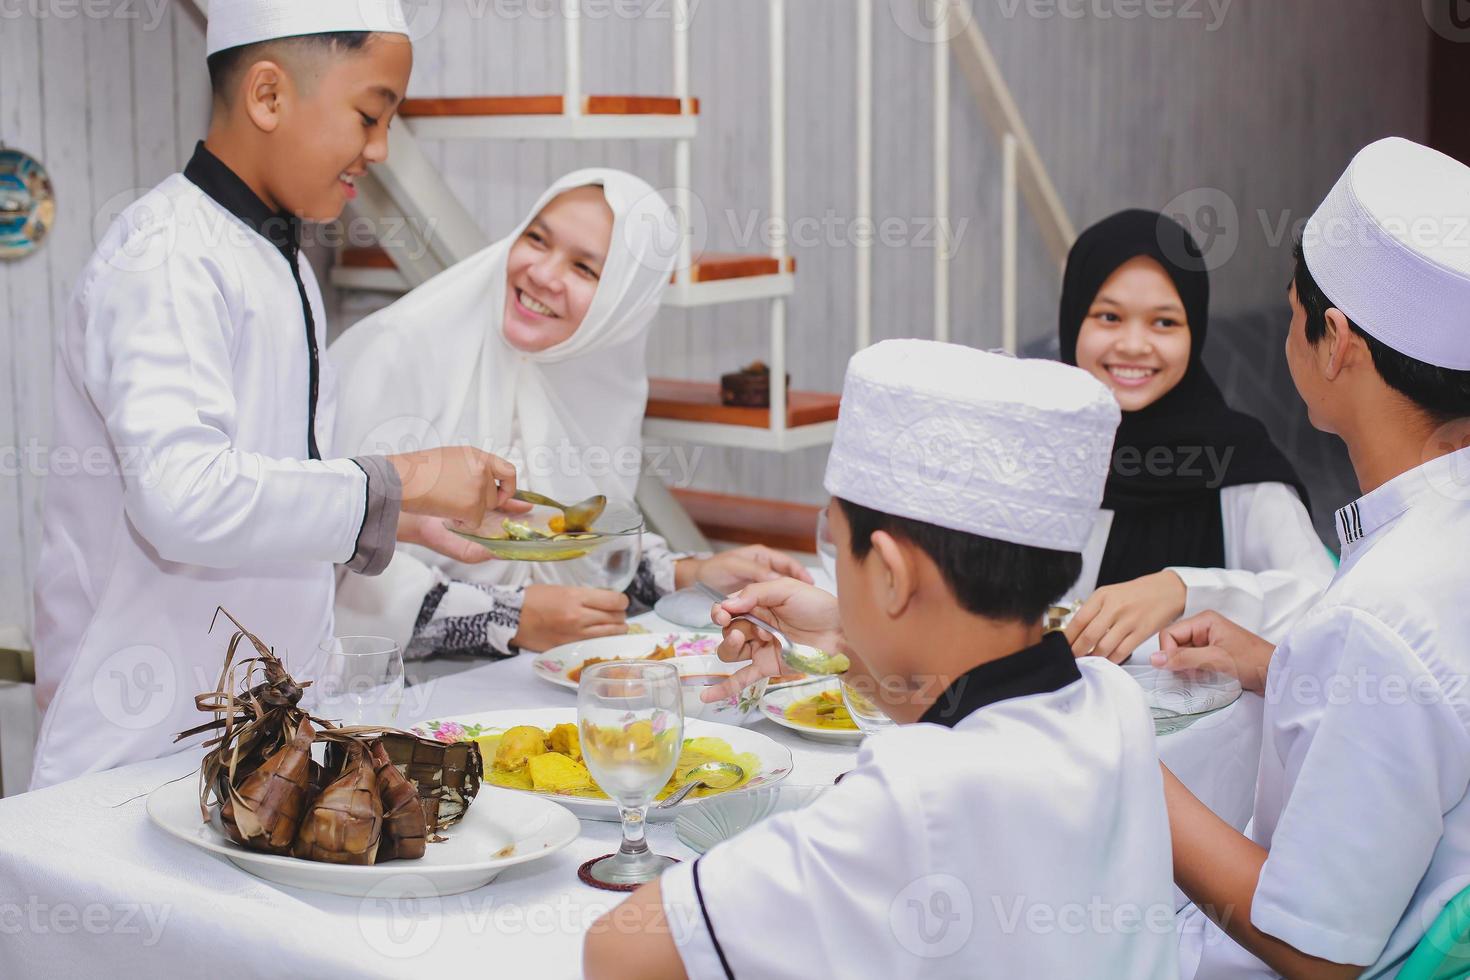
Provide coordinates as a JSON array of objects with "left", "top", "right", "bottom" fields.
[{"left": 1059, "top": 210, "right": 1333, "bottom": 663}]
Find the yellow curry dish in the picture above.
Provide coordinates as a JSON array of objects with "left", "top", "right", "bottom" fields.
[
  {"left": 784, "top": 689, "right": 859, "bottom": 731},
  {"left": 474, "top": 723, "right": 761, "bottom": 802}
]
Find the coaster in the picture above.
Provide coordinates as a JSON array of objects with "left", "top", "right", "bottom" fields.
[{"left": 577, "top": 854, "right": 681, "bottom": 892}]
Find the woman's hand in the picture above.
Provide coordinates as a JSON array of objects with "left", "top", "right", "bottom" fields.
[
  {"left": 701, "top": 579, "right": 845, "bottom": 702},
  {"left": 1065, "top": 570, "right": 1187, "bottom": 663},
  {"left": 1153, "top": 611, "right": 1274, "bottom": 695},
  {"left": 675, "top": 545, "right": 814, "bottom": 594},
  {"left": 512, "top": 585, "right": 630, "bottom": 652}
]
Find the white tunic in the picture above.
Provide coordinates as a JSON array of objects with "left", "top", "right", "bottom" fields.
[
  {"left": 662, "top": 640, "right": 1179, "bottom": 979},
  {"left": 30, "top": 157, "right": 373, "bottom": 789},
  {"left": 1179, "top": 446, "right": 1470, "bottom": 977},
  {"left": 1068, "top": 482, "right": 1335, "bottom": 643}
]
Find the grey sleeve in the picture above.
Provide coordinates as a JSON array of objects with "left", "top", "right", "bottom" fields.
[{"left": 343, "top": 455, "right": 402, "bottom": 576}]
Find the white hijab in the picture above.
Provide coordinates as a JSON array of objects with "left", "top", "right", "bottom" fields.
[{"left": 329, "top": 170, "right": 677, "bottom": 630}]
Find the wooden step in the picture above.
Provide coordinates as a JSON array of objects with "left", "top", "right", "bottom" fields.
[
  {"left": 339, "top": 247, "right": 795, "bottom": 286},
  {"left": 646, "top": 378, "right": 840, "bottom": 430},
  {"left": 670, "top": 489, "right": 821, "bottom": 553},
  {"left": 400, "top": 95, "right": 700, "bottom": 117}
]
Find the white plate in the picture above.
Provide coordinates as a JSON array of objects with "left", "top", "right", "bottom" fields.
[
  {"left": 676, "top": 785, "right": 831, "bottom": 854},
  {"left": 414, "top": 707, "right": 793, "bottom": 823},
  {"left": 760, "top": 679, "right": 864, "bottom": 744},
  {"left": 1120, "top": 664, "right": 1243, "bottom": 735},
  {"left": 654, "top": 587, "right": 719, "bottom": 629},
  {"left": 532, "top": 632, "right": 725, "bottom": 691},
  {"left": 147, "top": 777, "right": 580, "bottom": 897}
]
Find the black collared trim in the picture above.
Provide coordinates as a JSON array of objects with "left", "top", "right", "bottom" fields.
[
  {"left": 691, "top": 857, "right": 736, "bottom": 980},
  {"left": 184, "top": 141, "right": 322, "bottom": 460},
  {"left": 1352, "top": 502, "right": 1363, "bottom": 541},
  {"left": 918, "top": 631, "right": 1082, "bottom": 728}
]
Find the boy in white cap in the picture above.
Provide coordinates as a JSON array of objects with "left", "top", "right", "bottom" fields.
[
  {"left": 583, "top": 341, "right": 1180, "bottom": 979},
  {"left": 1158, "top": 137, "right": 1470, "bottom": 977},
  {"left": 30, "top": 0, "right": 518, "bottom": 788}
]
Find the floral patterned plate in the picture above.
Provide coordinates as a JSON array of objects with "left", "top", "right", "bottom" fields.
[
  {"left": 414, "top": 707, "right": 792, "bottom": 824},
  {"left": 531, "top": 632, "right": 724, "bottom": 692},
  {"left": 760, "top": 678, "right": 864, "bottom": 744}
]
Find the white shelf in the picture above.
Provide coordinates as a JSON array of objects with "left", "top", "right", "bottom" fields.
[
  {"left": 642, "top": 418, "right": 837, "bottom": 453},
  {"left": 404, "top": 115, "right": 698, "bottom": 142},
  {"left": 661, "top": 273, "right": 795, "bottom": 308}
]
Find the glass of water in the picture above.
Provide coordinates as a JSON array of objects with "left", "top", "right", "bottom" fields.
[
  {"left": 815, "top": 504, "right": 838, "bottom": 592},
  {"left": 578, "top": 660, "right": 684, "bottom": 888},
  {"left": 839, "top": 674, "right": 898, "bottom": 737},
  {"left": 316, "top": 635, "right": 404, "bottom": 727}
]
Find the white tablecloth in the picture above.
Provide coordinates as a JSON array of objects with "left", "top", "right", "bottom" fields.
[{"left": 0, "top": 612, "right": 1259, "bottom": 979}]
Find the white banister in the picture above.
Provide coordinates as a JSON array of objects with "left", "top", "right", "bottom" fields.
[
  {"left": 856, "top": 0, "right": 873, "bottom": 352},
  {"left": 933, "top": 0, "right": 951, "bottom": 343},
  {"left": 769, "top": 0, "right": 788, "bottom": 436},
  {"left": 673, "top": 0, "right": 691, "bottom": 113},
  {"left": 673, "top": 0, "right": 693, "bottom": 285},
  {"left": 946, "top": 0, "right": 1075, "bottom": 267},
  {"left": 563, "top": 0, "right": 582, "bottom": 116},
  {"left": 1002, "top": 132, "right": 1018, "bottom": 354}
]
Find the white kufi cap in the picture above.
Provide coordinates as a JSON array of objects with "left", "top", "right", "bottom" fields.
[
  {"left": 1303, "top": 137, "right": 1470, "bottom": 370},
  {"left": 206, "top": 0, "right": 411, "bottom": 56},
  {"left": 823, "top": 340, "right": 1121, "bottom": 554}
]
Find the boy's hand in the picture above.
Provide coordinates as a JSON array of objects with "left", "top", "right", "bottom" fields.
[
  {"left": 1065, "top": 570, "right": 1187, "bottom": 663},
  {"left": 702, "top": 579, "right": 844, "bottom": 702},
  {"left": 1153, "top": 610, "right": 1274, "bottom": 696},
  {"left": 388, "top": 447, "right": 518, "bottom": 527}
]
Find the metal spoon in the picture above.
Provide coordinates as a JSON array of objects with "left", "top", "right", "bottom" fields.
[
  {"left": 656, "top": 761, "right": 745, "bottom": 810},
  {"left": 696, "top": 581, "right": 851, "bottom": 676},
  {"left": 513, "top": 490, "right": 608, "bottom": 532}
]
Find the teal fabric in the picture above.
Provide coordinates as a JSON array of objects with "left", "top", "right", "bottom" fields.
[{"left": 1400, "top": 884, "right": 1470, "bottom": 980}]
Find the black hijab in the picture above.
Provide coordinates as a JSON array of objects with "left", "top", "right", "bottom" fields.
[{"left": 1059, "top": 210, "right": 1310, "bottom": 587}]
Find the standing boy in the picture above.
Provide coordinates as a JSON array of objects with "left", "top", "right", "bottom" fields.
[
  {"left": 583, "top": 341, "right": 1180, "bottom": 979},
  {"left": 31, "top": 0, "right": 515, "bottom": 788}
]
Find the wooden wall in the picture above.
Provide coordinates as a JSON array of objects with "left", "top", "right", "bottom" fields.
[{"left": 0, "top": 0, "right": 1432, "bottom": 636}]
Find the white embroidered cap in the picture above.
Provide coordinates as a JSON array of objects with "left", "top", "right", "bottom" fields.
[
  {"left": 206, "top": 0, "right": 410, "bottom": 56},
  {"left": 823, "top": 340, "right": 1121, "bottom": 554},
  {"left": 1303, "top": 137, "right": 1470, "bottom": 370}
]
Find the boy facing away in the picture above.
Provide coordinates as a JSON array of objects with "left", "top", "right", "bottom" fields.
[{"left": 584, "top": 341, "right": 1180, "bottom": 979}]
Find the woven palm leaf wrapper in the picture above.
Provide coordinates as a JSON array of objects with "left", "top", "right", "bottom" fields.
[
  {"left": 294, "top": 740, "right": 382, "bottom": 865},
  {"left": 178, "top": 608, "right": 482, "bottom": 864},
  {"left": 371, "top": 740, "right": 427, "bottom": 860}
]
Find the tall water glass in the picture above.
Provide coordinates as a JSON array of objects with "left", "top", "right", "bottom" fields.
[{"left": 578, "top": 661, "right": 683, "bottom": 888}]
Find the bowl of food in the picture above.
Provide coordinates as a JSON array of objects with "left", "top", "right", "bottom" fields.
[{"left": 671, "top": 654, "right": 768, "bottom": 727}]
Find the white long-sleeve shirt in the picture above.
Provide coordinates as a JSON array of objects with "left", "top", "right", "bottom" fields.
[
  {"left": 30, "top": 147, "right": 395, "bottom": 790},
  {"left": 1068, "top": 482, "right": 1335, "bottom": 643}
]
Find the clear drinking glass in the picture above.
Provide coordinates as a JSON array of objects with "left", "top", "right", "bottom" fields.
[
  {"left": 566, "top": 525, "right": 643, "bottom": 593},
  {"left": 578, "top": 660, "right": 684, "bottom": 888},
  {"left": 840, "top": 675, "right": 898, "bottom": 737},
  {"left": 815, "top": 505, "right": 838, "bottom": 591},
  {"left": 316, "top": 635, "right": 405, "bottom": 727}
]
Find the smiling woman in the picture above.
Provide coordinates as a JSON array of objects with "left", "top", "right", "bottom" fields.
[
  {"left": 503, "top": 186, "right": 615, "bottom": 353},
  {"left": 1056, "top": 210, "right": 1334, "bottom": 664}
]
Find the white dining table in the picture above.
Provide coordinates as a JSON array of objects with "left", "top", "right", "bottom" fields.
[{"left": 0, "top": 608, "right": 1260, "bottom": 979}]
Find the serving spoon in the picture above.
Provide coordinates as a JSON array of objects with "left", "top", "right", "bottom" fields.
[
  {"left": 656, "top": 761, "right": 745, "bottom": 810},
  {"left": 512, "top": 490, "right": 608, "bottom": 532}
]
